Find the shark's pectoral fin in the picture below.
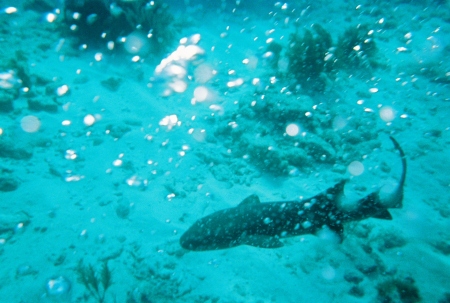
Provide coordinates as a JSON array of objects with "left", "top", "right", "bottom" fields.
[
  {"left": 372, "top": 209, "right": 393, "bottom": 220},
  {"left": 320, "top": 223, "right": 344, "bottom": 243},
  {"left": 239, "top": 235, "right": 284, "bottom": 248}
]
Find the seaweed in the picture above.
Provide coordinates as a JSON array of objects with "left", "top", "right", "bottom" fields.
[
  {"left": 285, "top": 23, "right": 381, "bottom": 93},
  {"left": 265, "top": 41, "right": 283, "bottom": 69},
  {"left": 63, "top": 0, "right": 111, "bottom": 45},
  {"left": 120, "top": 0, "right": 179, "bottom": 54},
  {"left": 334, "top": 23, "right": 379, "bottom": 70},
  {"left": 76, "top": 260, "right": 113, "bottom": 303},
  {"left": 62, "top": 0, "right": 180, "bottom": 55},
  {"left": 286, "top": 24, "right": 335, "bottom": 93}
]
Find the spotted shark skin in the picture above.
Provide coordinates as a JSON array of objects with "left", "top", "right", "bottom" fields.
[{"left": 180, "top": 137, "right": 406, "bottom": 251}]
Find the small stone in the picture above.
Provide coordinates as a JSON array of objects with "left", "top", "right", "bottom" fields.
[
  {"left": 0, "top": 176, "right": 19, "bottom": 192},
  {"left": 0, "top": 140, "right": 32, "bottom": 159},
  {"left": 16, "top": 264, "right": 38, "bottom": 277},
  {"left": 45, "top": 276, "right": 71, "bottom": 297},
  {"left": 356, "top": 263, "right": 378, "bottom": 275},
  {"left": 101, "top": 77, "right": 122, "bottom": 91},
  {"left": 344, "top": 271, "right": 364, "bottom": 284},
  {"left": 116, "top": 199, "right": 131, "bottom": 219},
  {"left": 349, "top": 285, "right": 364, "bottom": 297},
  {"left": 27, "top": 97, "right": 58, "bottom": 112}
]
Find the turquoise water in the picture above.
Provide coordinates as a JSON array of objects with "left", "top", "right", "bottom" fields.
[{"left": 0, "top": 0, "right": 449, "bottom": 302}]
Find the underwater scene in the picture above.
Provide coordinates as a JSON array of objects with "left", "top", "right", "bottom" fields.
[{"left": 0, "top": 0, "right": 449, "bottom": 302}]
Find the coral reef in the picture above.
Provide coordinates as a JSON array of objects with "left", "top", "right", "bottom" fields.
[
  {"left": 285, "top": 23, "right": 381, "bottom": 93},
  {"left": 334, "top": 23, "right": 379, "bottom": 70},
  {"left": 120, "top": 1, "right": 179, "bottom": 54},
  {"left": 63, "top": 0, "right": 181, "bottom": 55},
  {"left": 207, "top": 90, "right": 379, "bottom": 179},
  {"left": 286, "top": 24, "right": 335, "bottom": 93},
  {"left": 76, "top": 260, "right": 113, "bottom": 303}
]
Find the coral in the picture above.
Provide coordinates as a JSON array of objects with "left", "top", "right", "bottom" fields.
[
  {"left": 23, "top": 0, "right": 56, "bottom": 12},
  {"left": 334, "top": 24, "right": 379, "bottom": 70},
  {"left": 265, "top": 41, "right": 283, "bottom": 69},
  {"left": 63, "top": 0, "right": 180, "bottom": 55},
  {"left": 285, "top": 23, "right": 382, "bottom": 93},
  {"left": 286, "top": 24, "right": 334, "bottom": 93},
  {"left": 76, "top": 260, "right": 113, "bottom": 303},
  {"left": 120, "top": 1, "right": 180, "bottom": 54},
  {"left": 63, "top": 0, "right": 111, "bottom": 45},
  {"left": 209, "top": 87, "right": 383, "bottom": 179}
]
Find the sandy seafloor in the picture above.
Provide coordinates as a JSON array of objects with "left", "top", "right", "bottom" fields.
[{"left": 1, "top": 0, "right": 450, "bottom": 302}]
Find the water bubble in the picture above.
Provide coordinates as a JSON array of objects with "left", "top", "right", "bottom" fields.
[
  {"left": 21, "top": 115, "right": 41, "bottom": 133},
  {"left": 348, "top": 161, "right": 364, "bottom": 176},
  {"left": 45, "top": 276, "right": 71, "bottom": 297},
  {"left": 302, "top": 221, "right": 312, "bottom": 229},
  {"left": 379, "top": 106, "right": 395, "bottom": 122},
  {"left": 83, "top": 114, "right": 95, "bottom": 126},
  {"left": 263, "top": 217, "right": 272, "bottom": 224},
  {"left": 124, "top": 31, "right": 149, "bottom": 54},
  {"left": 194, "top": 86, "right": 209, "bottom": 102},
  {"left": 286, "top": 124, "right": 300, "bottom": 136}
]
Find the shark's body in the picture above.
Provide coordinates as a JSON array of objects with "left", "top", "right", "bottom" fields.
[{"left": 180, "top": 137, "right": 406, "bottom": 251}]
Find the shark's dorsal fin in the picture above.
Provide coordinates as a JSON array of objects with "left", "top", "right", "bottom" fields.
[
  {"left": 239, "top": 235, "right": 284, "bottom": 248},
  {"left": 372, "top": 209, "right": 393, "bottom": 220},
  {"left": 239, "top": 194, "right": 261, "bottom": 206},
  {"left": 326, "top": 179, "right": 347, "bottom": 204}
]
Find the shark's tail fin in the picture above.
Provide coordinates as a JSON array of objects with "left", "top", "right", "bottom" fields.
[
  {"left": 378, "top": 136, "right": 407, "bottom": 209},
  {"left": 341, "top": 137, "right": 406, "bottom": 222}
]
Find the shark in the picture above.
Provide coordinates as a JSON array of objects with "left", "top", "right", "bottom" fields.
[{"left": 180, "top": 136, "right": 406, "bottom": 251}]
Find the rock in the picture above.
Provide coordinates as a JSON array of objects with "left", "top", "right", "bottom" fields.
[
  {"left": 0, "top": 88, "right": 18, "bottom": 112},
  {"left": 0, "top": 139, "right": 33, "bottom": 159},
  {"left": 27, "top": 97, "right": 59, "bottom": 112},
  {"left": 0, "top": 212, "right": 31, "bottom": 232},
  {"left": 116, "top": 199, "right": 132, "bottom": 219},
  {"left": 101, "top": 77, "right": 122, "bottom": 91},
  {"left": 349, "top": 285, "right": 364, "bottom": 297},
  {"left": 344, "top": 271, "right": 364, "bottom": 284},
  {"left": 16, "top": 264, "right": 38, "bottom": 277},
  {"left": 0, "top": 176, "right": 19, "bottom": 192}
]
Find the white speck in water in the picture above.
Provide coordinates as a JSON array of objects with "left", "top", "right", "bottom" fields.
[
  {"left": 302, "top": 221, "right": 312, "bottom": 229},
  {"left": 263, "top": 217, "right": 272, "bottom": 224}
]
